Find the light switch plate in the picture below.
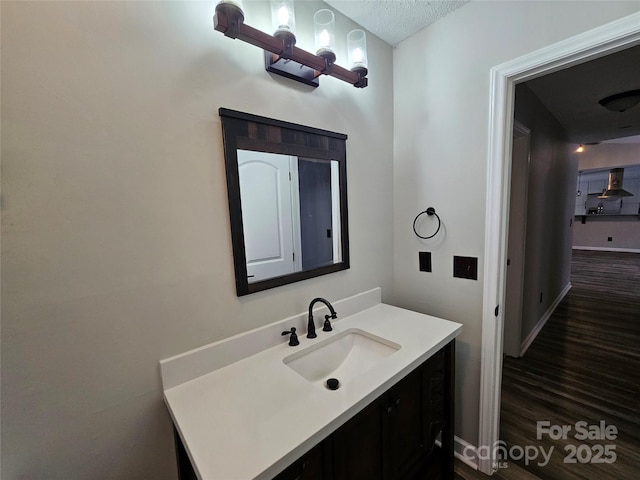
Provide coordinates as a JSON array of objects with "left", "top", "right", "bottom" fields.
[
  {"left": 453, "top": 256, "right": 478, "bottom": 280},
  {"left": 419, "top": 252, "right": 432, "bottom": 272}
]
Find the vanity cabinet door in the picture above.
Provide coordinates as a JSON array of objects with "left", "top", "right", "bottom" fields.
[
  {"left": 387, "top": 366, "right": 427, "bottom": 479},
  {"left": 424, "top": 348, "right": 446, "bottom": 448},
  {"left": 426, "top": 341, "right": 455, "bottom": 479},
  {"left": 329, "top": 341, "right": 454, "bottom": 480},
  {"left": 330, "top": 395, "right": 388, "bottom": 480},
  {"left": 272, "top": 442, "right": 327, "bottom": 480}
]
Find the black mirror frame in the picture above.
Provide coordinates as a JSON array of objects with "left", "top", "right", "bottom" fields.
[{"left": 219, "top": 108, "right": 350, "bottom": 296}]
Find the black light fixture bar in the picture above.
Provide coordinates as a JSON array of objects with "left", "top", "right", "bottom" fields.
[{"left": 214, "top": 4, "right": 367, "bottom": 88}]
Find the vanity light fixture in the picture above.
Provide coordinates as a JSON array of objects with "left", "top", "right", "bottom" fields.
[{"left": 213, "top": 0, "right": 368, "bottom": 88}]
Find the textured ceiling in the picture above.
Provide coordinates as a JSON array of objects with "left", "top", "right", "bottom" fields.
[
  {"left": 525, "top": 45, "right": 640, "bottom": 144},
  {"left": 324, "top": 1, "right": 639, "bottom": 144},
  {"left": 325, "top": 0, "right": 469, "bottom": 45}
]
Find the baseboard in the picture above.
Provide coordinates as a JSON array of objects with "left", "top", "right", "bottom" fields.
[
  {"left": 520, "top": 282, "right": 572, "bottom": 356},
  {"left": 453, "top": 436, "right": 479, "bottom": 470},
  {"left": 573, "top": 246, "right": 640, "bottom": 254}
]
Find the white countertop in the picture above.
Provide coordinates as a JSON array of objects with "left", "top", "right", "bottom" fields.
[{"left": 162, "top": 300, "right": 462, "bottom": 480}]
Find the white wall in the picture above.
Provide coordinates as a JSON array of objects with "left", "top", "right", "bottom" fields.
[
  {"left": 1, "top": 1, "right": 393, "bottom": 478},
  {"left": 577, "top": 142, "right": 640, "bottom": 171},
  {"left": 574, "top": 217, "right": 640, "bottom": 250},
  {"left": 392, "top": 0, "right": 639, "bottom": 448}
]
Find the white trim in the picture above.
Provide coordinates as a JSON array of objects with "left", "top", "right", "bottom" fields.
[
  {"left": 520, "top": 283, "right": 572, "bottom": 356},
  {"left": 512, "top": 121, "right": 530, "bottom": 136},
  {"left": 573, "top": 246, "right": 640, "bottom": 254},
  {"left": 503, "top": 120, "right": 531, "bottom": 358},
  {"left": 330, "top": 161, "right": 342, "bottom": 262},
  {"left": 480, "top": 12, "right": 640, "bottom": 476},
  {"left": 479, "top": 62, "right": 511, "bottom": 476},
  {"left": 455, "top": 436, "right": 479, "bottom": 470},
  {"left": 435, "top": 436, "right": 479, "bottom": 470},
  {"left": 290, "top": 156, "right": 303, "bottom": 272}
]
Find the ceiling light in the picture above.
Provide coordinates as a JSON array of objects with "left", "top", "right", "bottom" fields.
[
  {"left": 598, "top": 89, "right": 640, "bottom": 112},
  {"left": 213, "top": 0, "right": 368, "bottom": 88}
]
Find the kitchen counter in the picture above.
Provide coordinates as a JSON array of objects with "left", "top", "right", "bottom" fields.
[{"left": 160, "top": 290, "right": 462, "bottom": 479}]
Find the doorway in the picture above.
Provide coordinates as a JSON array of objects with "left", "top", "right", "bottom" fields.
[
  {"left": 298, "top": 158, "right": 334, "bottom": 270},
  {"left": 478, "top": 13, "right": 640, "bottom": 475}
]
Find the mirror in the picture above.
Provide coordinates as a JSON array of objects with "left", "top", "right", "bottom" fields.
[{"left": 219, "top": 108, "right": 350, "bottom": 296}]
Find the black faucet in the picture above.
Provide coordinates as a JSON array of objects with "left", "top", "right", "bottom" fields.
[{"left": 307, "top": 298, "right": 337, "bottom": 338}]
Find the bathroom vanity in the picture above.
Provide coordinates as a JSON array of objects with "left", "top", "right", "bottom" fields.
[
  {"left": 160, "top": 289, "right": 462, "bottom": 479},
  {"left": 272, "top": 342, "right": 453, "bottom": 480}
]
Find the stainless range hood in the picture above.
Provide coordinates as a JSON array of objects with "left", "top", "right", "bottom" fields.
[{"left": 598, "top": 168, "right": 634, "bottom": 198}]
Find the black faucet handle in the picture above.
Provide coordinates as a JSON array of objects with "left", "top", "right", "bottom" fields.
[
  {"left": 281, "top": 327, "right": 300, "bottom": 346},
  {"left": 323, "top": 315, "right": 334, "bottom": 332}
]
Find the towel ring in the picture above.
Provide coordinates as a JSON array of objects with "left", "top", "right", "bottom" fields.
[{"left": 413, "top": 207, "right": 441, "bottom": 239}]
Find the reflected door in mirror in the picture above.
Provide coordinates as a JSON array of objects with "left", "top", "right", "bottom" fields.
[
  {"left": 237, "top": 151, "right": 343, "bottom": 283},
  {"left": 237, "top": 150, "right": 297, "bottom": 282}
]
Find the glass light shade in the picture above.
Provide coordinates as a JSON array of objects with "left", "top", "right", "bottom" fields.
[
  {"left": 347, "top": 29, "right": 368, "bottom": 71},
  {"left": 270, "top": 0, "right": 296, "bottom": 36},
  {"left": 218, "top": 0, "right": 244, "bottom": 8},
  {"left": 314, "top": 10, "right": 336, "bottom": 57},
  {"left": 217, "top": 0, "right": 245, "bottom": 15}
]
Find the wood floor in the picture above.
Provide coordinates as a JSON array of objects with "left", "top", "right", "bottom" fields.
[{"left": 453, "top": 250, "right": 640, "bottom": 480}]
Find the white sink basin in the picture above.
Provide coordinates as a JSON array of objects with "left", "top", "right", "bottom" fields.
[{"left": 283, "top": 328, "right": 401, "bottom": 387}]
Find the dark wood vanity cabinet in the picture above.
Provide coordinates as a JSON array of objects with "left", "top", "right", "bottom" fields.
[
  {"left": 387, "top": 364, "right": 431, "bottom": 479},
  {"left": 331, "top": 394, "right": 388, "bottom": 479},
  {"left": 174, "top": 341, "right": 454, "bottom": 480},
  {"left": 275, "top": 340, "right": 455, "bottom": 480},
  {"left": 272, "top": 442, "right": 329, "bottom": 480},
  {"left": 330, "top": 365, "right": 428, "bottom": 480}
]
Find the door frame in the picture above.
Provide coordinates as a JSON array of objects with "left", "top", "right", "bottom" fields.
[
  {"left": 478, "top": 12, "right": 640, "bottom": 475},
  {"left": 503, "top": 121, "right": 530, "bottom": 358}
]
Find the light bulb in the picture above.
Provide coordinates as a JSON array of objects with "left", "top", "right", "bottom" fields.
[
  {"left": 576, "top": 145, "right": 584, "bottom": 153},
  {"left": 319, "top": 29, "right": 330, "bottom": 47},
  {"left": 277, "top": 6, "right": 289, "bottom": 27},
  {"left": 353, "top": 48, "right": 363, "bottom": 63}
]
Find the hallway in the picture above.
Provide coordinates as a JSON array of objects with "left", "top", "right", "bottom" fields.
[{"left": 455, "top": 249, "right": 640, "bottom": 479}]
